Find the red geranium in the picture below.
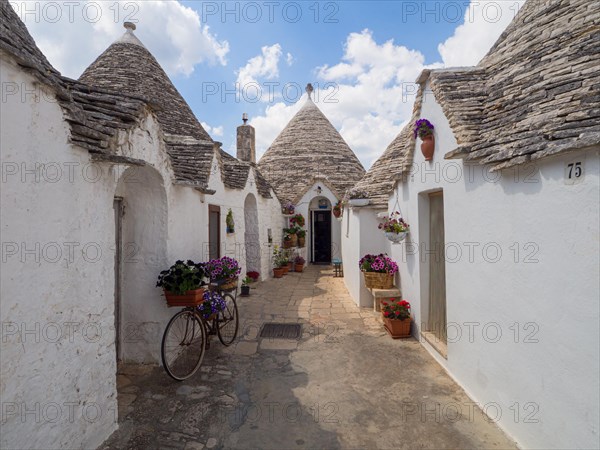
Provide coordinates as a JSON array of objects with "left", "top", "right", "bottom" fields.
[{"left": 382, "top": 298, "right": 411, "bottom": 321}]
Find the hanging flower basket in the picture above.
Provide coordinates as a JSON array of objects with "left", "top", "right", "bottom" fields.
[
  {"left": 164, "top": 287, "right": 206, "bottom": 307},
  {"left": 363, "top": 272, "right": 394, "bottom": 289},
  {"left": 385, "top": 231, "right": 408, "bottom": 243}
]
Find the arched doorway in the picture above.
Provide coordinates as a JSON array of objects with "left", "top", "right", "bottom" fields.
[
  {"left": 309, "top": 196, "right": 332, "bottom": 264},
  {"left": 244, "top": 194, "right": 260, "bottom": 275},
  {"left": 114, "top": 165, "right": 168, "bottom": 364}
]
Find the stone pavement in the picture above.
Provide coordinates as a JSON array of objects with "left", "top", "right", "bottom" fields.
[{"left": 102, "top": 265, "right": 516, "bottom": 449}]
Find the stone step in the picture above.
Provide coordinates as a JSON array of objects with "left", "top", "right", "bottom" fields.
[{"left": 369, "top": 288, "right": 402, "bottom": 312}]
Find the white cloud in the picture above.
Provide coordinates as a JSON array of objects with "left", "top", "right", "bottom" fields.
[
  {"left": 253, "top": 30, "right": 440, "bottom": 168},
  {"left": 438, "top": 0, "right": 525, "bottom": 67},
  {"left": 11, "top": 0, "right": 229, "bottom": 78},
  {"left": 286, "top": 52, "right": 294, "bottom": 66},
  {"left": 236, "top": 44, "right": 283, "bottom": 87},
  {"left": 201, "top": 122, "right": 224, "bottom": 137}
]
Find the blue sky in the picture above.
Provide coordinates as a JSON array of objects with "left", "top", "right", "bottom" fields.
[{"left": 14, "top": 0, "right": 522, "bottom": 168}]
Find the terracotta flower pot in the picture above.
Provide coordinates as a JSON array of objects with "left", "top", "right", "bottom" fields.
[
  {"left": 382, "top": 316, "right": 412, "bottom": 338},
  {"left": 333, "top": 209, "right": 341, "bottom": 218},
  {"left": 297, "top": 236, "right": 305, "bottom": 248},
  {"left": 421, "top": 135, "right": 435, "bottom": 161},
  {"left": 164, "top": 287, "right": 206, "bottom": 307},
  {"left": 294, "top": 263, "right": 304, "bottom": 272},
  {"left": 273, "top": 267, "right": 284, "bottom": 278},
  {"left": 282, "top": 265, "right": 290, "bottom": 275}
]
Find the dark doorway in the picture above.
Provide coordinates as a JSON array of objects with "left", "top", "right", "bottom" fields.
[
  {"left": 312, "top": 210, "right": 331, "bottom": 264},
  {"left": 209, "top": 205, "right": 221, "bottom": 260}
]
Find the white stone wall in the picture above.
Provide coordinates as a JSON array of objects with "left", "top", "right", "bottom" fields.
[
  {"left": 206, "top": 160, "right": 283, "bottom": 280},
  {"left": 341, "top": 206, "right": 389, "bottom": 307},
  {"left": 1, "top": 58, "right": 119, "bottom": 450},
  {"left": 0, "top": 54, "right": 284, "bottom": 449},
  {"left": 388, "top": 80, "right": 600, "bottom": 449}
]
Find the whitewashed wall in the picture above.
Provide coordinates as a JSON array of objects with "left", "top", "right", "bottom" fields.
[
  {"left": 0, "top": 54, "right": 283, "bottom": 449},
  {"left": 389, "top": 80, "right": 600, "bottom": 449},
  {"left": 206, "top": 159, "right": 283, "bottom": 280},
  {"left": 341, "top": 206, "right": 388, "bottom": 307},
  {"left": 0, "top": 58, "right": 120, "bottom": 450}
]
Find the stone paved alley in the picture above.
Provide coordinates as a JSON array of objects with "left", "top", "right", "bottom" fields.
[{"left": 103, "top": 266, "right": 516, "bottom": 450}]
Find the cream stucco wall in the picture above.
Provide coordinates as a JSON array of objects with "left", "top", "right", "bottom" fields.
[{"left": 388, "top": 80, "right": 600, "bottom": 449}]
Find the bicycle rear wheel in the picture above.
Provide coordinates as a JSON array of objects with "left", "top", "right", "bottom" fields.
[
  {"left": 217, "top": 293, "right": 239, "bottom": 346},
  {"left": 161, "top": 309, "right": 206, "bottom": 381}
]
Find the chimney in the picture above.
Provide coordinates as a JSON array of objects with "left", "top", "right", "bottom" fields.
[{"left": 236, "top": 113, "right": 256, "bottom": 163}]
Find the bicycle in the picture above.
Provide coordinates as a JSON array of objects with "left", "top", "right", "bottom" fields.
[{"left": 160, "top": 282, "right": 239, "bottom": 381}]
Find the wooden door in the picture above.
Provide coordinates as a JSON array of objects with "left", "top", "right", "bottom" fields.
[
  {"left": 209, "top": 205, "right": 220, "bottom": 260},
  {"left": 428, "top": 191, "right": 447, "bottom": 343}
]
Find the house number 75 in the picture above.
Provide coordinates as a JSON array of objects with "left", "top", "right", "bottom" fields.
[{"left": 565, "top": 161, "right": 584, "bottom": 185}]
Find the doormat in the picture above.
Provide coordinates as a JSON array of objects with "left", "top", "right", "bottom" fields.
[{"left": 260, "top": 323, "right": 302, "bottom": 339}]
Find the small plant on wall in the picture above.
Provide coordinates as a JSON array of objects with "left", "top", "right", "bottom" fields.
[
  {"left": 414, "top": 118, "right": 435, "bottom": 161},
  {"left": 226, "top": 209, "right": 235, "bottom": 233},
  {"left": 289, "top": 214, "right": 305, "bottom": 228},
  {"left": 333, "top": 201, "right": 343, "bottom": 219},
  {"left": 281, "top": 201, "right": 295, "bottom": 215}
]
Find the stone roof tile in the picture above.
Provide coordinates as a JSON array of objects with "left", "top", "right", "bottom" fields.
[{"left": 258, "top": 95, "right": 365, "bottom": 203}]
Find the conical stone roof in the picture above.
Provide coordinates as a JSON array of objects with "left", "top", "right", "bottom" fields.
[
  {"left": 79, "top": 23, "right": 212, "bottom": 142},
  {"left": 258, "top": 89, "right": 365, "bottom": 203}
]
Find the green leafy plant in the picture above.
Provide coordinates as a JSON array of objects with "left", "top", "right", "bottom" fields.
[
  {"left": 241, "top": 276, "right": 252, "bottom": 286},
  {"left": 226, "top": 209, "right": 235, "bottom": 233},
  {"left": 272, "top": 246, "right": 287, "bottom": 268},
  {"left": 290, "top": 214, "right": 305, "bottom": 228},
  {"left": 296, "top": 229, "right": 306, "bottom": 238},
  {"left": 156, "top": 260, "right": 206, "bottom": 295}
]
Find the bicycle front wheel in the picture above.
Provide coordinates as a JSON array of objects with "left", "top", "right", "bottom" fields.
[
  {"left": 161, "top": 309, "right": 206, "bottom": 381},
  {"left": 217, "top": 293, "right": 239, "bottom": 346}
]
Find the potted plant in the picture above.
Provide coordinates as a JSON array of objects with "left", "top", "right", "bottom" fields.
[
  {"left": 381, "top": 299, "right": 412, "bottom": 338},
  {"left": 414, "top": 118, "right": 435, "bottom": 161},
  {"left": 297, "top": 229, "right": 306, "bottom": 248},
  {"left": 226, "top": 209, "right": 235, "bottom": 234},
  {"left": 240, "top": 277, "right": 252, "bottom": 296},
  {"left": 283, "top": 227, "right": 298, "bottom": 248},
  {"left": 281, "top": 250, "right": 291, "bottom": 274},
  {"left": 204, "top": 256, "right": 241, "bottom": 290},
  {"left": 198, "top": 290, "right": 227, "bottom": 320},
  {"left": 290, "top": 214, "right": 305, "bottom": 228},
  {"left": 359, "top": 253, "right": 398, "bottom": 289},
  {"left": 156, "top": 260, "right": 207, "bottom": 307},
  {"left": 378, "top": 211, "right": 410, "bottom": 243},
  {"left": 281, "top": 201, "right": 295, "bottom": 216},
  {"left": 333, "top": 201, "right": 343, "bottom": 220},
  {"left": 346, "top": 189, "right": 370, "bottom": 207},
  {"left": 294, "top": 255, "right": 305, "bottom": 272},
  {"left": 246, "top": 271, "right": 260, "bottom": 282},
  {"left": 272, "top": 246, "right": 285, "bottom": 278}
]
